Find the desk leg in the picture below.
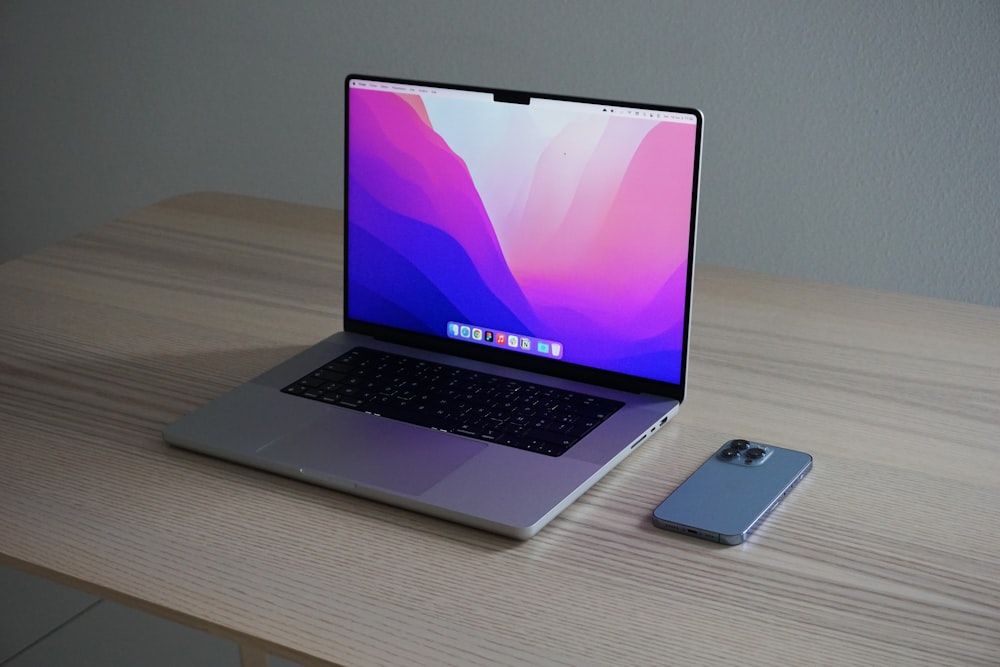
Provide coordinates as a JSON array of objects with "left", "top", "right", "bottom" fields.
[{"left": 239, "top": 644, "right": 269, "bottom": 667}]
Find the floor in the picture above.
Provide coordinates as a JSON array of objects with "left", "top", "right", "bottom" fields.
[{"left": 0, "top": 563, "right": 302, "bottom": 667}]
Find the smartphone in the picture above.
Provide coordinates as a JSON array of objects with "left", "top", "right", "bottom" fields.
[{"left": 652, "top": 439, "right": 812, "bottom": 545}]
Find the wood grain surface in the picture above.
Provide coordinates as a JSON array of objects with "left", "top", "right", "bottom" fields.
[{"left": 2, "top": 193, "right": 998, "bottom": 666}]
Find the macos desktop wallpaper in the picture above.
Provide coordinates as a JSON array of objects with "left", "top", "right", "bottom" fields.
[{"left": 347, "top": 84, "right": 697, "bottom": 384}]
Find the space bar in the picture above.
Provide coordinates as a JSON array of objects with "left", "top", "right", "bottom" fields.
[{"left": 367, "top": 403, "right": 443, "bottom": 430}]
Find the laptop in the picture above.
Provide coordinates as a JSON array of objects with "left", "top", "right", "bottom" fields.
[{"left": 163, "top": 74, "right": 703, "bottom": 539}]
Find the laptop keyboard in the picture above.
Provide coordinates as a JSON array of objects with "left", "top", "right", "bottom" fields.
[{"left": 281, "top": 347, "right": 624, "bottom": 457}]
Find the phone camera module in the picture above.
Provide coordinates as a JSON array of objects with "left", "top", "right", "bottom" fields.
[{"left": 720, "top": 440, "right": 772, "bottom": 465}]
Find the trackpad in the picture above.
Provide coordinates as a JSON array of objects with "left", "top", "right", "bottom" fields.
[{"left": 256, "top": 410, "right": 486, "bottom": 496}]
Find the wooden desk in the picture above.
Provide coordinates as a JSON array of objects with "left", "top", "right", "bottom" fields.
[{"left": 2, "top": 193, "right": 998, "bottom": 666}]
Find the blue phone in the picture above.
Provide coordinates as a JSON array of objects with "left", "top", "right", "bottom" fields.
[{"left": 652, "top": 439, "right": 812, "bottom": 545}]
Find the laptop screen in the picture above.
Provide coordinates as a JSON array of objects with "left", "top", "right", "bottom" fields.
[{"left": 345, "top": 76, "right": 701, "bottom": 388}]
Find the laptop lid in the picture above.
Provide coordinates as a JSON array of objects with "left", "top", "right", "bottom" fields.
[{"left": 344, "top": 74, "right": 701, "bottom": 400}]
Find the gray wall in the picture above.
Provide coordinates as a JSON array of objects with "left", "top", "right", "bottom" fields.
[{"left": 3, "top": 1, "right": 998, "bottom": 305}]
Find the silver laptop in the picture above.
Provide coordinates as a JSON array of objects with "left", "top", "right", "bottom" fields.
[{"left": 163, "top": 74, "right": 703, "bottom": 539}]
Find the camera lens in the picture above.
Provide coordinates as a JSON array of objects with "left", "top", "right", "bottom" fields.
[
  {"left": 730, "top": 439, "right": 750, "bottom": 451},
  {"left": 720, "top": 447, "right": 739, "bottom": 459},
  {"left": 746, "top": 447, "right": 766, "bottom": 460}
]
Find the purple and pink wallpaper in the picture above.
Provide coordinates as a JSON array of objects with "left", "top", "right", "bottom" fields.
[{"left": 347, "top": 86, "right": 697, "bottom": 384}]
